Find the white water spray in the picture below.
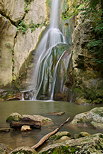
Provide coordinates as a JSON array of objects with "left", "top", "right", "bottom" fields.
[{"left": 31, "top": 0, "right": 69, "bottom": 100}]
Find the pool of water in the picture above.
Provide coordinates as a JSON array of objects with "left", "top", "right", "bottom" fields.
[{"left": 0, "top": 100, "right": 102, "bottom": 149}]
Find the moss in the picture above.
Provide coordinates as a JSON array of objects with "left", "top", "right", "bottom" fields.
[
  {"left": 6, "top": 113, "right": 22, "bottom": 123},
  {"left": 41, "top": 146, "right": 79, "bottom": 154}
]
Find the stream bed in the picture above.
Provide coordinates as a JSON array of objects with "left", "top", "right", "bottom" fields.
[{"left": 0, "top": 101, "right": 102, "bottom": 149}]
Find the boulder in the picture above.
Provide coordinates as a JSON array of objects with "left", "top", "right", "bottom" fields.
[
  {"left": 71, "top": 107, "right": 103, "bottom": 129},
  {"left": 22, "top": 114, "right": 53, "bottom": 126},
  {"left": 6, "top": 113, "right": 53, "bottom": 130}
]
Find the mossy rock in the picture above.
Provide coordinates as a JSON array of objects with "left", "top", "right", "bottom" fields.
[
  {"left": 39, "top": 133, "right": 103, "bottom": 154},
  {"left": 78, "top": 132, "right": 90, "bottom": 138},
  {"left": 6, "top": 113, "right": 22, "bottom": 123},
  {"left": 71, "top": 107, "right": 103, "bottom": 129},
  {"left": 50, "top": 131, "right": 71, "bottom": 141}
]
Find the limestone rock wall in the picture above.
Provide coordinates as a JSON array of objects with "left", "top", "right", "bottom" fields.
[
  {"left": 69, "top": 12, "right": 103, "bottom": 104},
  {"left": 0, "top": 0, "right": 47, "bottom": 87},
  {"left": 0, "top": 15, "right": 16, "bottom": 85}
]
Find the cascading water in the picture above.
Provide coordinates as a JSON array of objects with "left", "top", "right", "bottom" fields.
[{"left": 30, "top": 0, "right": 70, "bottom": 100}]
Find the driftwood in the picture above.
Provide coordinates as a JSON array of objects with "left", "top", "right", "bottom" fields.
[
  {"left": 10, "top": 121, "right": 41, "bottom": 129},
  {"left": 32, "top": 117, "right": 70, "bottom": 149},
  {"left": 48, "top": 112, "right": 65, "bottom": 116}
]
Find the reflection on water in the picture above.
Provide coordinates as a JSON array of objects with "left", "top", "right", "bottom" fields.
[{"left": 0, "top": 101, "right": 102, "bottom": 149}]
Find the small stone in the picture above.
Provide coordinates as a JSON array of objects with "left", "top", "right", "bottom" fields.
[
  {"left": 60, "top": 136, "right": 70, "bottom": 140},
  {"left": 21, "top": 125, "right": 31, "bottom": 132},
  {"left": 55, "top": 131, "right": 71, "bottom": 137}
]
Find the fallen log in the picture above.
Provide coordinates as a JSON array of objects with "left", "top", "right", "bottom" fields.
[
  {"left": 10, "top": 121, "right": 41, "bottom": 129},
  {"left": 32, "top": 117, "right": 70, "bottom": 149}
]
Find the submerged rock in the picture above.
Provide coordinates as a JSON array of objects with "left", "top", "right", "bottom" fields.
[
  {"left": 71, "top": 107, "right": 103, "bottom": 129},
  {"left": 0, "top": 128, "right": 11, "bottom": 133},
  {"left": 39, "top": 133, "right": 103, "bottom": 154},
  {"left": 10, "top": 146, "right": 37, "bottom": 154}
]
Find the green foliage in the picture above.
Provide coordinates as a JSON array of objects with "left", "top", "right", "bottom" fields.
[
  {"left": 29, "top": 22, "right": 40, "bottom": 32},
  {"left": 24, "top": 4, "right": 30, "bottom": 13},
  {"left": 63, "top": 0, "right": 103, "bottom": 68},
  {"left": 17, "top": 20, "right": 45, "bottom": 34},
  {"left": 62, "top": 1, "right": 85, "bottom": 20},
  {"left": 46, "top": 0, "right": 51, "bottom": 7},
  {"left": 29, "top": 21, "right": 46, "bottom": 32},
  {"left": 17, "top": 21, "right": 28, "bottom": 34}
]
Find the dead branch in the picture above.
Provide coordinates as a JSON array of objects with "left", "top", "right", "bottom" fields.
[{"left": 32, "top": 117, "right": 70, "bottom": 149}]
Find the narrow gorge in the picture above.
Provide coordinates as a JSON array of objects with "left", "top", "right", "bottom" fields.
[{"left": 0, "top": 0, "right": 103, "bottom": 153}]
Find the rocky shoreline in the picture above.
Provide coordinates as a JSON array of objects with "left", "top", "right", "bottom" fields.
[{"left": 0, "top": 107, "right": 103, "bottom": 153}]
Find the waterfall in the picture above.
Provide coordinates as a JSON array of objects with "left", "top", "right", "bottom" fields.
[{"left": 30, "top": 0, "right": 70, "bottom": 100}]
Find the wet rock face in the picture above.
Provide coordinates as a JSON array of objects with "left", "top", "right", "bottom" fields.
[
  {"left": 0, "top": 0, "right": 47, "bottom": 88},
  {"left": 71, "top": 107, "right": 103, "bottom": 129}
]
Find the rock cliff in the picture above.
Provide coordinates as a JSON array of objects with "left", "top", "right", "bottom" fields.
[
  {"left": 0, "top": 0, "right": 48, "bottom": 87},
  {"left": 65, "top": 0, "right": 103, "bottom": 104}
]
